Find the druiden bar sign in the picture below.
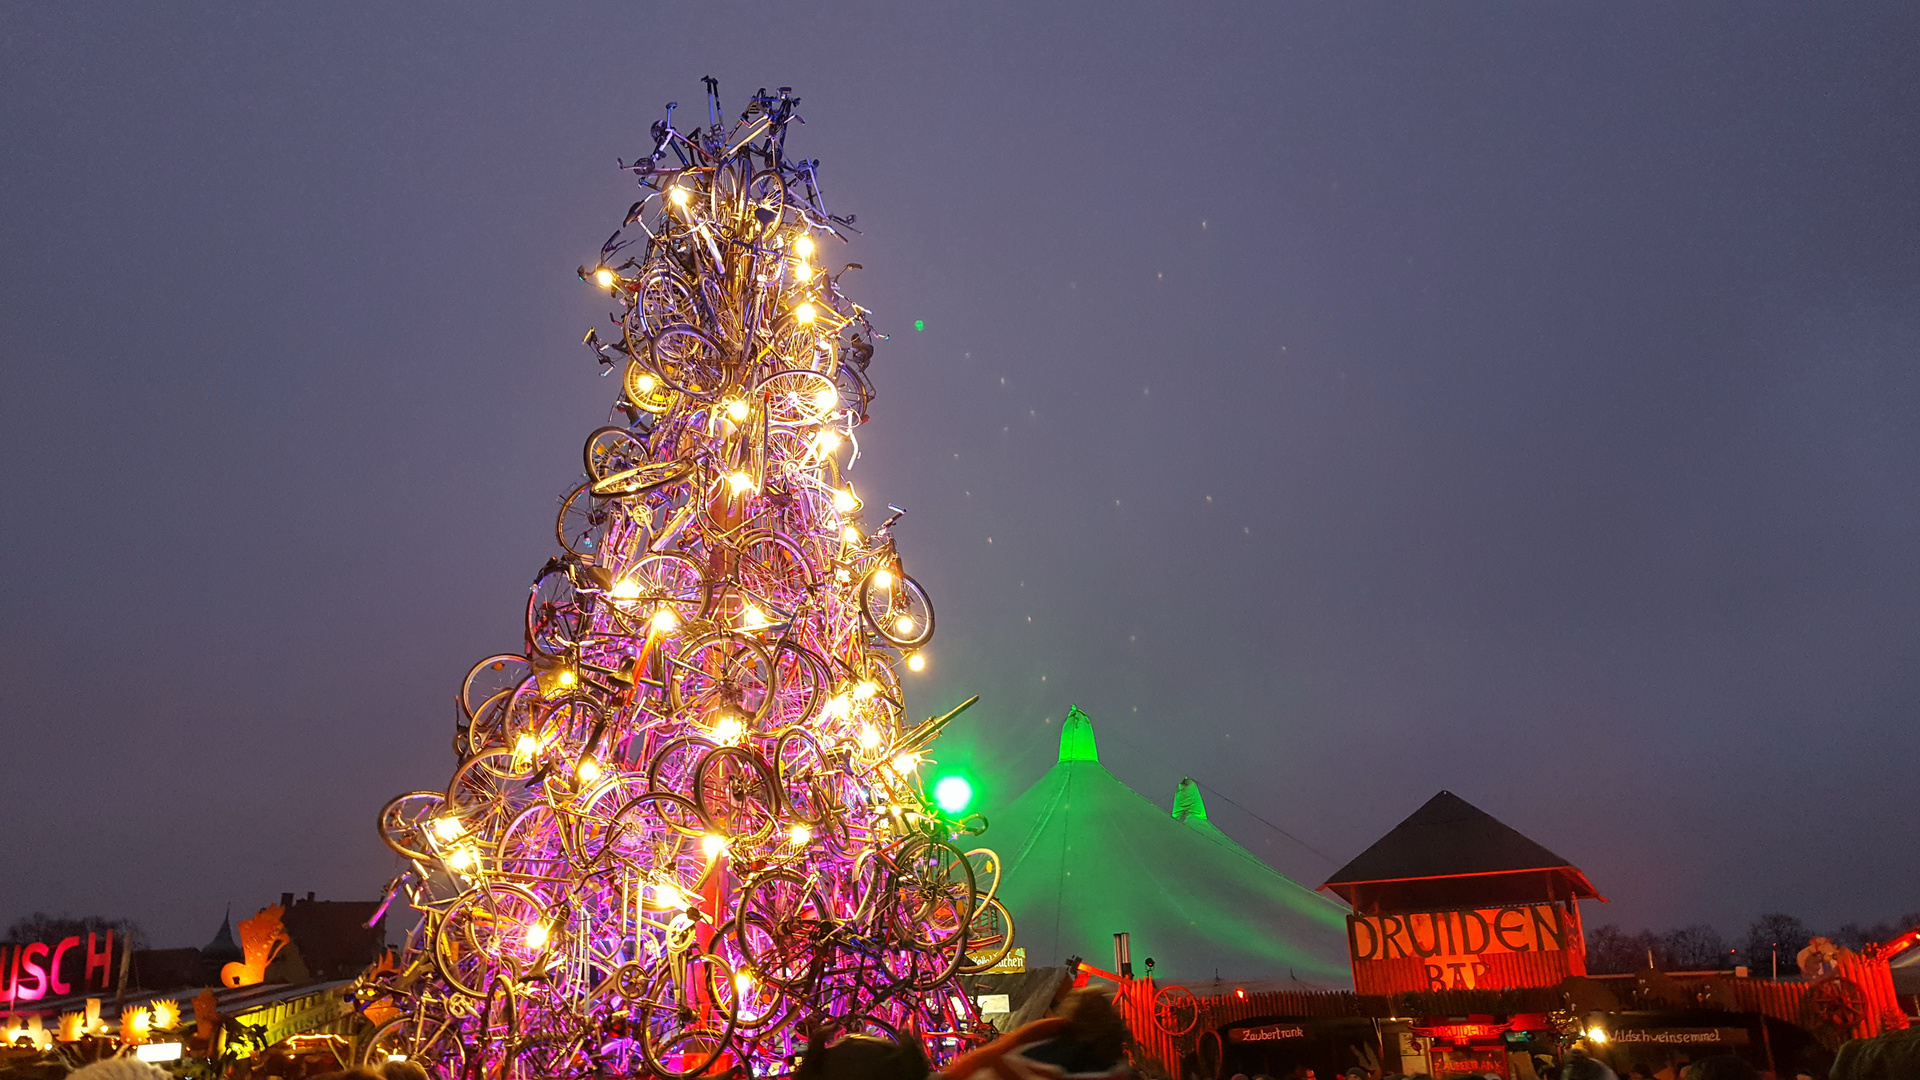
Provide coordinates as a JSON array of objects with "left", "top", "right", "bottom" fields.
[{"left": 1348, "top": 904, "right": 1570, "bottom": 990}]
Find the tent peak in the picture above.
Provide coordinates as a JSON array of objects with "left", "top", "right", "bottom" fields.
[
  {"left": 1172, "top": 777, "right": 1208, "bottom": 821},
  {"left": 1058, "top": 705, "right": 1098, "bottom": 762}
]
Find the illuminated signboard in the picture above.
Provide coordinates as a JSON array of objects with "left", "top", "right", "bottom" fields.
[
  {"left": 1348, "top": 904, "right": 1571, "bottom": 990},
  {"left": 1230, "top": 1025, "right": 1307, "bottom": 1043},
  {"left": 0, "top": 932, "right": 121, "bottom": 1002}
]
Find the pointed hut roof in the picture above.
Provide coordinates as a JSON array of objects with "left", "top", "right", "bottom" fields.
[
  {"left": 983, "top": 707, "right": 1352, "bottom": 985},
  {"left": 202, "top": 907, "right": 241, "bottom": 963},
  {"left": 1322, "top": 790, "right": 1604, "bottom": 911}
]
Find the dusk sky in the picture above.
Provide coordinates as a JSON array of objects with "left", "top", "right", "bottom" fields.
[{"left": 3, "top": 4, "right": 1916, "bottom": 950}]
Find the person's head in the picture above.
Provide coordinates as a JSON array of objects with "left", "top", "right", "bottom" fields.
[
  {"left": 1347, "top": 1069, "right": 1367, "bottom": 1080},
  {"left": 1561, "top": 1052, "right": 1617, "bottom": 1080},
  {"left": 313, "top": 1071, "right": 386, "bottom": 1080},
  {"left": 795, "top": 1031, "right": 930, "bottom": 1080},
  {"left": 1681, "top": 1057, "right": 1758, "bottom": 1080},
  {"left": 382, "top": 1060, "right": 431, "bottom": 1080}
]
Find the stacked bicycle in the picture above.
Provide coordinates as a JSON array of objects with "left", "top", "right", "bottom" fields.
[{"left": 355, "top": 79, "right": 1012, "bottom": 1080}]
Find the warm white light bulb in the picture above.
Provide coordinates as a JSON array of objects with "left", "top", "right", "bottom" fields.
[
  {"left": 578, "top": 759, "right": 601, "bottom": 782},
  {"left": 796, "top": 302, "right": 816, "bottom": 324},
  {"left": 871, "top": 569, "right": 893, "bottom": 590},
  {"left": 858, "top": 723, "right": 880, "bottom": 749},
  {"left": 432, "top": 817, "right": 464, "bottom": 841},
  {"left": 611, "top": 579, "right": 640, "bottom": 600},
  {"left": 702, "top": 833, "right": 729, "bottom": 860},
  {"left": 515, "top": 733, "right": 538, "bottom": 755},
  {"left": 725, "top": 399, "right": 749, "bottom": 421},
  {"left": 813, "top": 386, "right": 838, "bottom": 411},
  {"left": 669, "top": 187, "right": 690, "bottom": 205},
  {"left": 651, "top": 607, "right": 679, "bottom": 633},
  {"left": 789, "top": 824, "right": 812, "bottom": 845},
  {"left": 843, "top": 525, "right": 861, "bottom": 542},
  {"left": 727, "top": 471, "right": 755, "bottom": 494},
  {"left": 907, "top": 653, "right": 927, "bottom": 672},
  {"left": 890, "top": 754, "right": 918, "bottom": 774},
  {"left": 525, "top": 923, "right": 549, "bottom": 950},
  {"left": 833, "top": 488, "right": 858, "bottom": 513},
  {"left": 594, "top": 268, "right": 615, "bottom": 289},
  {"left": 711, "top": 714, "right": 744, "bottom": 742},
  {"left": 636, "top": 373, "right": 657, "bottom": 393},
  {"left": 794, "top": 235, "right": 815, "bottom": 258}
]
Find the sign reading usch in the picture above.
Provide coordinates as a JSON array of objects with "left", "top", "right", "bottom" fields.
[
  {"left": 1348, "top": 904, "right": 1576, "bottom": 991},
  {"left": 0, "top": 933, "right": 123, "bottom": 1003}
]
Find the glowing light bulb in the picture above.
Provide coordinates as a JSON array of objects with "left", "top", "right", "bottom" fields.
[
  {"left": 558, "top": 669, "right": 576, "bottom": 686},
  {"left": 578, "top": 759, "right": 602, "bottom": 782},
  {"left": 669, "top": 186, "right": 690, "bottom": 205},
  {"left": 857, "top": 723, "right": 880, "bottom": 749},
  {"left": 432, "top": 817, "right": 465, "bottom": 841},
  {"left": 843, "top": 525, "right": 861, "bottom": 542},
  {"left": 449, "top": 847, "right": 476, "bottom": 870},
  {"left": 894, "top": 615, "right": 916, "bottom": 636},
  {"left": 794, "top": 235, "right": 815, "bottom": 258},
  {"left": 796, "top": 302, "right": 816, "bottom": 324},
  {"left": 871, "top": 569, "right": 893, "bottom": 590},
  {"left": 594, "top": 268, "right": 615, "bottom": 289},
  {"left": 702, "top": 833, "right": 729, "bottom": 860},
  {"left": 907, "top": 653, "right": 927, "bottom": 672},
  {"left": 736, "top": 971, "right": 757, "bottom": 994},
  {"left": 711, "top": 714, "right": 745, "bottom": 742},
  {"left": 611, "top": 579, "right": 640, "bottom": 600},
  {"left": 889, "top": 753, "right": 919, "bottom": 775},
  {"left": 813, "top": 386, "right": 838, "bottom": 411},
  {"left": 1585, "top": 1028, "right": 1608, "bottom": 1045},
  {"left": 525, "top": 923, "right": 549, "bottom": 950},
  {"left": 727, "top": 471, "right": 755, "bottom": 494},
  {"left": 636, "top": 373, "right": 657, "bottom": 393},
  {"left": 725, "top": 398, "right": 749, "bottom": 421},
  {"left": 833, "top": 487, "right": 858, "bottom": 513},
  {"left": 387, "top": 1054, "right": 409, "bottom": 1063},
  {"left": 515, "top": 733, "right": 538, "bottom": 756},
  {"left": 855, "top": 680, "right": 878, "bottom": 700},
  {"left": 789, "top": 824, "right": 812, "bottom": 845},
  {"left": 651, "top": 607, "right": 679, "bottom": 633},
  {"left": 825, "top": 693, "right": 850, "bottom": 719},
  {"left": 742, "top": 603, "right": 768, "bottom": 629},
  {"left": 816, "top": 430, "right": 841, "bottom": 454}
]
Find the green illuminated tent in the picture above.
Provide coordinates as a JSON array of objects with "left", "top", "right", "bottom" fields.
[{"left": 981, "top": 706, "right": 1354, "bottom": 987}]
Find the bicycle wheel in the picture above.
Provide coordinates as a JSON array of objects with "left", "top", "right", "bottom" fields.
[
  {"left": 771, "top": 727, "right": 832, "bottom": 827},
  {"left": 887, "top": 837, "right": 974, "bottom": 951},
  {"left": 637, "top": 265, "right": 701, "bottom": 335},
  {"left": 620, "top": 552, "right": 708, "bottom": 626},
  {"left": 650, "top": 325, "right": 727, "bottom": 401},
  {"left": 692, "top": 745, "right": 779, "bottom": 843},
  {"left": 625, "top": 360, "right": 679, "bottom": 414},
  {"left": 362, "top": 1017, "right": 466, "bottom": 1080},
  {"left": 584, "top": 426, "right": 648, "bottom": 480},
  {"left": 557, "top": 482, "right": 618, "bottom": 562},
  {"left": 707, "top": 920, "right": 794, "bottom": 1034},
  {"left": 956, "top": 898, "right": 1015, "bottom": 975},
  {"left": 591, "top": 456, "right": 695, "bottom": 499},
  {"left": 766, "top": 641, "right": 829, "bottom": 729},
  {"left": 526, "top": 566, "right": 591, "bottom": 659},
  {"left": 667, "top": 631, "right": 776, "bottom": 726},
  {"left": 379, "top": 791, "right": 448, "bottom": 862},
  {"left": 637, "top": 952, "right": 741, "bottom": 1080},
  {"left": 963, "top": 848, "right": 1002, "bottom": 908},
  {"left": 462, "top": 655, "right": 533, "bottom": 723},
  {"left": 735, "top": 869, "right": 830, "bottom": 993},
  {"left": 433, "top": 883, "right": 548, "bottom": 999},
  {"left": 755, "top": 369, "right": 840, "bottom": 427},
  {"left": 858, "top": 568, "right": 934, "bottom": 649},
  {"left": 496, "top": 804, "right": 572, "bottom": 894}
]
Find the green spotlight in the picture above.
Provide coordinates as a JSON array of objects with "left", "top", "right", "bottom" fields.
[{"left": 933, "top": 774, "right": 973, "bottom": 814}]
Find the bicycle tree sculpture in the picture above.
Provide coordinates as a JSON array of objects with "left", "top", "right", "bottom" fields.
[{"left": 358, "top": 81, "right": 1014, "bottom": 1079}]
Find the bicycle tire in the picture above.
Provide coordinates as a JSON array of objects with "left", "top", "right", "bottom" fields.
[
  {"left": 692, "top": 744, "right": 779, "bottom": 843},
  {"left": 956, "top": 898, "right": 1015, "bottom": 975},
  {"left": 858, "top": 568, "right": 934, "bottom": 649},
  {"left": 378, "top": 790, "right": 448, "bottom": 862},
  {"left": 637, "top": 951, "right": 741, "bottom": 1080}
]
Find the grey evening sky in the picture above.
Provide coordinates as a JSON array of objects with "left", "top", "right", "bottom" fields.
[{"left": 2, "top": 4, "right": 1916, "bottom": 948}]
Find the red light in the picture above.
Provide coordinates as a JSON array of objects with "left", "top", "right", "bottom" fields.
[{"left": 1235, "top": 988, "right": 1246, "bottom": 999}]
